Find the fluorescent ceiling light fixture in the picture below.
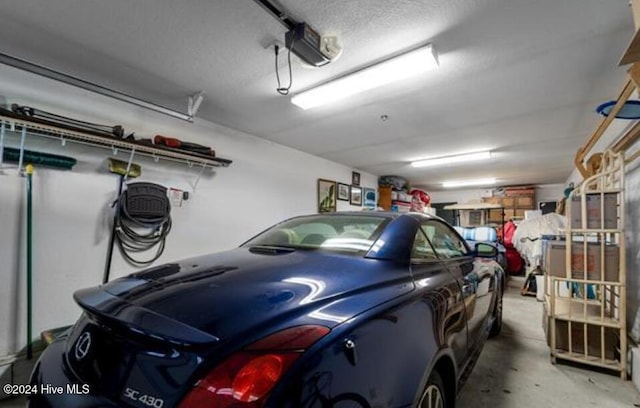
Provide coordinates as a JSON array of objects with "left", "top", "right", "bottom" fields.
[
  {"left": 411, "top": 151, "right": 492, "bottom": 168},
  {"left": 442, "top": 178, "right": 497, "bottom": 188},
  {"left": 291, "top": 44, "right": 438, "bottom": 109}
]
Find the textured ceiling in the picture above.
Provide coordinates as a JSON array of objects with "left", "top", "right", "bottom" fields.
[{"left": 0, "top": 0, "right": 633, "bottom": 190}]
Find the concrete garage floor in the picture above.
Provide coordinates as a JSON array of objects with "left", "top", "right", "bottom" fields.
[
  {"left": 458, "top": 276, "right": 640, "bottom": 408},
  {"left": 1, "top": 277, "right": 639, "bottom": 408}
]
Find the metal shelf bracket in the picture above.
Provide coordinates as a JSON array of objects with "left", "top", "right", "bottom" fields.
[
  {"left": 123, "top": 148, "right": 136, "bottom": 182},
  {"left": 18, "top": 127, "right": 26, "bottom": 175},
  {"left": 191, "top": 163, "right": 208, "bottom": 194}
]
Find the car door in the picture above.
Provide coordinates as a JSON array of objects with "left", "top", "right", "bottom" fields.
[
  {"left": 421, "top": 220, "right": 494, "bottom": 357},
  {"left": 409, "top": 228, "right": 468, "bottom": 372}
]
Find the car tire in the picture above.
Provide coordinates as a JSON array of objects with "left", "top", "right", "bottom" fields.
[
  {"left": 489, "top": 286, "right": 503, "bottom": 337},
  {"left": 418, "top": 370, "right": 446, "bottom": 408}
]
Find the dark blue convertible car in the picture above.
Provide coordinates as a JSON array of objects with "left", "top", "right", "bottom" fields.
[{"left": 30, "top": 212, "right": 504, "bottom": 408}]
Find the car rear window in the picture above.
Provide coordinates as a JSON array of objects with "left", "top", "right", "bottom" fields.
[{"left": 243, "top": 214, "right": 389, "bottom": 254}]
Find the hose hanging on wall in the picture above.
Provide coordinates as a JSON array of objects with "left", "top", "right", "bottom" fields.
[{"left": 114, "top": 182, "right": 172, "bottom": 267}]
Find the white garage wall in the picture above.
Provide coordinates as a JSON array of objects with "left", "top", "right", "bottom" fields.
[
  {"left": 627, "top": 159, "right": 640, "bottom": 341},
  {"left": 0, "top": 64, "right": 377, "bottom": 357}
]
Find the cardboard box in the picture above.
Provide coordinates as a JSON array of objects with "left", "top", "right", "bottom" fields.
[
  {"left": 501, "top": 196, "right": 515, "bottom": 207},
  {"left": 553, "top": 320, "right": 617, "bottom": 360},
  {"left": 504, "top": 186, "right": 535, "bottom": 196},
  {"left": 514, "top": 208, "right": 527, "bottom": 219},
  {"left": 483, "top": 196, "right": 501, "bottom": 204},
  {"left": 544, "top": 241, "right": 619, "bottom": 282},
  {"left": 543, "top": 304, "right": 617, "bottom": 360},
  {"left": 516, "top": 196, "right": 535, "bottom": 208},
  {"left": 570, "top": 193, "right": 618, "bottom": 229},
  {"left": 488, "top": 209, "right": 503, "bottom": 222}
]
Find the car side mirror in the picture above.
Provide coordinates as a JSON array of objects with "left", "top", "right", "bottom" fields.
[{"left": 474, "top": 242, "right": 498, "bottom": 258}]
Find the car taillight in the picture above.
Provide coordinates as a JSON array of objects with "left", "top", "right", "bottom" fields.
[
  {"left": 232, "top": 354, "right": 294, "bottom": 402},
  {"left": 178, "top": 325, "right": 330, "bottom": 408}
]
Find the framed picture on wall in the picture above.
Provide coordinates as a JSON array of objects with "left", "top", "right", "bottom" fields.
[
  {"left": 337, "top": 183, "right": 350, "bottom": 201},
  {"left": 364, "top": 187, "right": 376, "bottom": 208},
  {"left": 318, "top": 179, "right": 337, "bottom": 213},
  {"left": 350, "top": 185, "right": 363, "bottom": 206},
  {"left": 352, "top": 171, "right": 361, "bottom": 186}
]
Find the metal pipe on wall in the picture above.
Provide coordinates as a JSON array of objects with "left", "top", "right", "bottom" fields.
[{"left": 0, "top": 52, "right": 193, "bottom": 122}]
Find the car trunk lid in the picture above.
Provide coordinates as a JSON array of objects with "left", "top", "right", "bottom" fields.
[{"left": 66, "top": 248, "right": 412, "bottom": 406}]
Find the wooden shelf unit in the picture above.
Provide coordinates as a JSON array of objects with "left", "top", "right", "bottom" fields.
[
  {"left": 483, "top": 186, "right": 536, "bottom": 224},
  {"left": 378, "top": 185, "right": 393, "bottom": 211},
  {"left": 442, "top": 202, "right": 504, "bottom": 227},
  {"left": 377, "top": 185, "right": 414, "bottom": 212},
  {"left": 545, "top": 150, "right": 627, "bottom": 379}
]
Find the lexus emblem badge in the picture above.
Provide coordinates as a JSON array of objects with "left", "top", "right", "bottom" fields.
[{"left": 74, "top": 332, "right": 92, "bottom": 361}]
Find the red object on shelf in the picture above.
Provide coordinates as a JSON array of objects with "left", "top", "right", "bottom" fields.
[
  {"left": 154, "top": 135, "right": 182, "bottom": 148},
  {"left": 154, "top": 135, "right": 216, "bottom": 157},
  {"left": 410, "top": 189, "right": 431, "bottom": 205}
]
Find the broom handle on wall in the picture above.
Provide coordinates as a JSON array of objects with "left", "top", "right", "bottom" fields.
[
  {"left": 103, "top": 175, "right": 124, "bottom": 284},
  {"left": 26, "top": 164, "right": 34, "bottom": 359}
]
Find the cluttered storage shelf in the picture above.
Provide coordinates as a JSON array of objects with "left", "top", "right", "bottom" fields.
[
  {"left": 482, "top": 186, "right": 536, "bottom": 223},
  {"left": 0, "top": 107, "right": 232, "bottom": 169}
]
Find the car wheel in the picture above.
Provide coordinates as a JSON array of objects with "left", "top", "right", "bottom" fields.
[
  {"left": 489, "top": 286, "right": 503, "bottom": 337},
  {"left": 418, "top": 371, "right": 446, "bottom": 408}
]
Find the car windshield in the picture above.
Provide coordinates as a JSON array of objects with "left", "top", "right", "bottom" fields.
[{"left": 243, "top": 214, "right": 389, "bottom": 254}]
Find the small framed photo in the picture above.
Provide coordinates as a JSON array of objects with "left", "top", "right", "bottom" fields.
[
  {"left": 364, "top": 187, "right": 376, "bottom": 208},
  {"left": 350, "top": 185, "right": 363, "bottom": 206},
  {"left": 337, "top": 183, "right": 350, "bottom": 201},
  {"left": 318, "top": 179, "right": 337, "bottom": 213},
  {"left": 352, "top": 171, "right": 361, "bottom": 186}
]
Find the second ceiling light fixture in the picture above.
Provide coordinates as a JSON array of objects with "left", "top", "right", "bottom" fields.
[{"left": 411, "top": 151, "right": 492, "bottom": 168}]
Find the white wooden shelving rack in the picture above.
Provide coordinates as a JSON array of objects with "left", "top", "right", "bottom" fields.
[{"left": 546, "top": 150, "right": 626, "bottom": 379}]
